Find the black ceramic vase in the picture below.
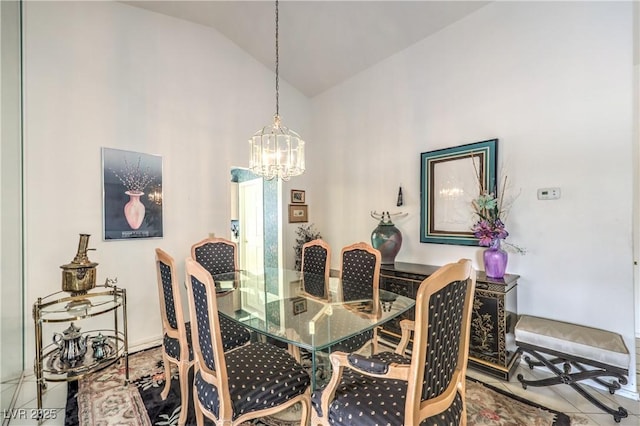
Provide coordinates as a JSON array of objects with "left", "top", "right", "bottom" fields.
[{"left": 371, "top": 215, "right": 402, "bottom": 265}]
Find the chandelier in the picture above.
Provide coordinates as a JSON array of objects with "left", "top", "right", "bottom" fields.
[{"left": 249, "top": 0, "right": 305, "bottom": 181}]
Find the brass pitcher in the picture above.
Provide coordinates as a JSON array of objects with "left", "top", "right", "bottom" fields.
[{"left": 61, "top": 234, "right": 98, "bottom": 295}]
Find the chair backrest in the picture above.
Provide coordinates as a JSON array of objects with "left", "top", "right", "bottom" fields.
[
  {"left": 156, "top": 248, "right": 191, "bottom": 362},
  {"left": 405, "top": 259, "right": 476, "bottom": 424},
  {"left": 191, "top": 237, "right": 238, "bottom": 277},
  {"left": 154, "top": 248, "right": 189, "bottom": 357},
  {"left": 184, "top": 258, "right": 234, "bottom": 417},
  {"left": 300, "top": 239, "right": 331, "bottom": 300},
  {"left": 339, "top": 242, "right": 381, "bottom": 309}
]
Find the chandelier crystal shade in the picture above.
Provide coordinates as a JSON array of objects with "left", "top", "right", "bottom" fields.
[
  {"left": 250, "top": 115, "right": 305, "bottom": 181},
  {"left": 249, "top": 0, "right": 306, "bottom": 181}
]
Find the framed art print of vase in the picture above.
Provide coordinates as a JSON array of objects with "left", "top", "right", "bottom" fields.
[
  {"left": 123, "top": 190, "right": 145, "bottom": 230},
  {"left": 102, "top": 147, "right": 163, "bottom": 240}
]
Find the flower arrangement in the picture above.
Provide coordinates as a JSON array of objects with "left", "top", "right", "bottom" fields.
[
  {"left": 293, "top": 223, "right": 322, "bottom": 271},
  {"left": 112, "top": 157, "right": 154, "bottom": 193},
  {"left": 471, "top": 176, "right": 525, "bottom": 253}
]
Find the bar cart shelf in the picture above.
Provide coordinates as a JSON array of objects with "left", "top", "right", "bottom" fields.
[{"left": 32, "top": 285, "right": 128, "bottom": 416}]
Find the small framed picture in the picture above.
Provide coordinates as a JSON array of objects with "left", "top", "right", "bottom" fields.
[
  {"left": 292, "top": 297, "right": 307, "bottom": 315},
  {"left": 288, "top": 204, "right": 308, "bottom": 223},
  {"left": 291, "top": 189, "right": 305, "bottom": 204}
]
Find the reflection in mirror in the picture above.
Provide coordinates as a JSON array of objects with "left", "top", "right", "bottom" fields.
[{"left": 1, "top": 0, "right": 25, "bottom": 414}]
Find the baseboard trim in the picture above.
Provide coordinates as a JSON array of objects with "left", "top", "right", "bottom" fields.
[
  {"left": 614, "top": 387, "right": 639, "bottom": 402},
  {"left": 129, "top": 336, "right": 162, "bottom": 354}
]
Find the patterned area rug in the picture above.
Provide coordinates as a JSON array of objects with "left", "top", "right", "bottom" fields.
[{"left": 65, "top": 346, "right": 574, "bottom": 426}]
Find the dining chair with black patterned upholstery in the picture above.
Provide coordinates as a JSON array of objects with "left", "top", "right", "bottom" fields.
[
  {"left": 300, "top": 239, "right": 331, "bottom": 301},
  {"left": 330, "top": 241, "right": 381, "bottom": 354},
  {"left": 154, "top": 248, "right": 194, "bottom": 426},
  {"left": 191, "top": 237, "right": 251, "bottom": 351},
  {"left": 311, "top": 259, "right": 477, "bottom": 426},
  {"left": 191, "top": 237, "right": 238, "bottom": 279},
  {"left": 184, "top": 258, "right": 312, "bottom": 426}
]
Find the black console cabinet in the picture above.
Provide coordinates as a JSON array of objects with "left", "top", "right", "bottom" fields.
[{"left": 379, "top": 262, "right": 520, "bottom": 380}]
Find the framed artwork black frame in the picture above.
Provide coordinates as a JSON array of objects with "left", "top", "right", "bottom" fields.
[
  {"left": 292, "top": 297, "right": 307, "bottom": 315},
  {"left": 291, "top": 189, "right": 305, "bottom": 203}
]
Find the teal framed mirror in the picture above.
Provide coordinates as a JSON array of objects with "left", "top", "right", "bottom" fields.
[{"left": 420, "top": 139, "right": 497, "bottom": 246}]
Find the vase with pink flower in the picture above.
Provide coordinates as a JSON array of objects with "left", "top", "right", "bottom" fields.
[
  {"left": 112, "top": 157, "right": 154, "bottom": 230},
  {"left": 471, "top": 177, "right": 524, "bottom": 279}
]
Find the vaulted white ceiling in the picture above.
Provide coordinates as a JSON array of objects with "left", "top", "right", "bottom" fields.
[{"left": 122, "top": 1, "right": 490, "bottom": 97}]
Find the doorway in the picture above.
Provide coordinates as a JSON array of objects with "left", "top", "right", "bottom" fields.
[
  {"left": 239, "top": 177, "right": 264, "bottom": 274},
  {"left": 230, "top": 167, "right": 284, "bottom": 319},
  {"left": 230, "top": 167, "right": 282, "bottom": 272}
]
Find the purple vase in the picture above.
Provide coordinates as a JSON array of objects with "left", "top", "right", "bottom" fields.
[{"left": 483, "top": 239, "right": 508, "bottom": 279}]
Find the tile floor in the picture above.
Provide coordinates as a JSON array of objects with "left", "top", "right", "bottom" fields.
[{"left": 2, "top": 339, "right": 640, "bottom": 425}]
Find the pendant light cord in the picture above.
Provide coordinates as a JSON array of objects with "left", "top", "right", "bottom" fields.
[
  {"left": 250, "top": 0, "right": 304, "bottom": 180},
  {"left": 275, "top": 0, "right": 280, "bottom": 118}
]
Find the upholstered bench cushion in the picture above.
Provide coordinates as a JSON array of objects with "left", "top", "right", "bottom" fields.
[{"left": 515, "top": 315, "right": 629, "bottom": 369}]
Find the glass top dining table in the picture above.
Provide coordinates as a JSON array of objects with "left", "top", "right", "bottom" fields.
[{"left": 212, "top": 268, "right": 415, "bottom": 389}]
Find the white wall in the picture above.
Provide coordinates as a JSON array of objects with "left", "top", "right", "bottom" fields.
[
  {"left": 310, "top": 1, "right": 637, "bottom": 394},
  {"left": 21, "top": 1, "right": 310, "bottom": 362}
]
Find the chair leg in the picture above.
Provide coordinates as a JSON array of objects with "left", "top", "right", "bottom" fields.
[
  {"left": 311, "top": 409, "right": 327, "bottom": 426},
  {"left": 460, "top": 404, "right": 467, "bottom": 426},
  {"left": 288, "top": 343, "right": 302, "bottom": 363},
  {"left": 460, "top": 381, "right": 467, "bottom": 426},
  {"left": 371, "top": 328, "right": 379, "bottom": 355},
  {"left": 177, "top": 362, "right": 190, "bottom": 426},
  {"left": 300, "top": 391, "right": 311, "bottom": 426},
  {"left": 160, "top": 352, "right": 172, "bottom": 400},
  {"left": 193, "top": 385, "right": 204, "bottom": 426}
]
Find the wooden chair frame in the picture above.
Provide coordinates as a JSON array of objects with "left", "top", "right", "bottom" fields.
[
  {"left": 190, "top": 237, "right": 239, "bottom": 275},
  {"left": 335, "top": 242, "right": 381, "bottom": 353},
  {"left": 300, "top": 239, "right": 331, "bottom": 301},
  {"left": 338, "top": 242, "right": 381, "bottom": 311},
  {"left": 185, "top": 259, "right": 311, "bottom": 426},
  {"left": 154, "top": 248, "right": 194, "bottom": 426},
  {"left": 313, "top": 259, "right": 476, "bottom": 426}
]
